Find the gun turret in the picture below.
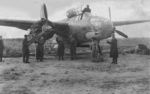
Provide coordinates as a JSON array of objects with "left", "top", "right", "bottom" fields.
[{"left": 66, "top": 7, "right": 82, "bottom": 18}]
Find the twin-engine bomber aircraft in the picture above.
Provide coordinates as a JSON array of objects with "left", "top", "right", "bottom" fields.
[{"left": 0, "top": 4, "right": 149, "bottom": 49}]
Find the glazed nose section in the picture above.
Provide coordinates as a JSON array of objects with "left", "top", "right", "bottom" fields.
[{"left": 89, "top": 17, "right": 104, "bottom": 39}]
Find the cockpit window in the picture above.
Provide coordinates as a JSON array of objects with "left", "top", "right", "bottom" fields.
[
  {"left": 75, "top": 15, "right": 81, "bottom": 21},
  {"left": 90, "top": 18, "right": 102, "bottom": 28}
]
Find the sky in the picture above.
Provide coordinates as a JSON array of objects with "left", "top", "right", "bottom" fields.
[{"left": 0, "top": 0, "right": 150, "bottom": 38}]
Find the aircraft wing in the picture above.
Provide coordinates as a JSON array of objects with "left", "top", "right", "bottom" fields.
[
  {"left": 52, "top": 22, "right": 69, "bottom": 38},
  {"left": 0, "top": 19, "right": 36, "bottom": 30},
  {"left": 113, "top": 20, "right": 150, "bottom": 26}
]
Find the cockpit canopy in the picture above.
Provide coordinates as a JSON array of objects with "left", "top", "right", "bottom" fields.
[{"left": 66, "top": 8, "right": 82, "bottom": 18}]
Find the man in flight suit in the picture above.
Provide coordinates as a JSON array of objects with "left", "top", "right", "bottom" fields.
[
  {"left": 22, "top": 35, "right": 30, "bottom": 63},
  {"left": 0, "top": 36, "right": 4, "bottom": 62}
]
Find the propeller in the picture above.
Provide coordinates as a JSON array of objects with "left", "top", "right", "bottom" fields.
[
  {"left": 108, "top": 7, "right": 128, "bottom": 38},
  {"left": 28, "top": 4, "right": 54, "bottom": 45},
  {"left": 114, "top": 28, "right": 128, "bottom": 38}
]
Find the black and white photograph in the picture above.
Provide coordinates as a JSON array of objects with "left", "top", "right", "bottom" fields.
[{"left": 0, "top": 0, "right": 149, "bottom": 93}]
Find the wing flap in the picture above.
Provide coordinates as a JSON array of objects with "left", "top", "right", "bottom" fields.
[{"left": 113, "top": 20, "right": 150, "bottom": 26}]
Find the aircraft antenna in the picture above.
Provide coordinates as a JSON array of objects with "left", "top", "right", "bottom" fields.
[
  {"left": 108, "top": 7, "right": 111, "bottom": 21},
  {"left": 81, "top": 4, "right": 83, "bottom": 11}
]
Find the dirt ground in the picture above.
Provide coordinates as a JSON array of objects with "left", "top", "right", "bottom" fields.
[{"left": 0, "top": 53, "right": 149, "bottom": 94}]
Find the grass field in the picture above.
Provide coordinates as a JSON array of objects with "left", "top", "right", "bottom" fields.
[{"left": 0, "top": 37, "right": 149, "bottom": 94}]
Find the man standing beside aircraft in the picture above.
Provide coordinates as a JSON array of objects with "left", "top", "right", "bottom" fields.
[
  {"left": 30, "top": 18, "right": 46, "bottom": 62},
  {"left": 35, "top": 37, "right": 45, "bottom": 62},
  {"left": 69, "top": 36, "right": 77, "bottom": 60},
  {"left": 56, "top": 37, "right": 65, "bottom": 60},
  {"left": 107, "top": 33, "right": 118, "bottom": 64},
  {"left": 98, "top": 45, "right": 104, "bottom": 62},
  {"left": 0, "top": 36, "right": 4, "bottom": 62},
  {"left": 22, "top": 35, "right": 30, "bottom": 63},
  {"left": 91, "top": 38, "right": 99, "bottom": 62}
]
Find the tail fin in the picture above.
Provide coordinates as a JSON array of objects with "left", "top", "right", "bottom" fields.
[
  {"left": 108, "top": 7, "right": 111, "bottom": 21},
  {"left": 40, "top": 3, "right": 48, "bottom": 20}
]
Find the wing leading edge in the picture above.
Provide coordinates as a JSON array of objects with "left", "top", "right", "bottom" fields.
[
  {"left": 113, "top": 20, "right": 150, "bottom": 26},
  {"left": 0, "top": 19, "right": 36, "bottom": 30},
  {"left": 0, "top": 19, "right": 69, "bottom": 31}
]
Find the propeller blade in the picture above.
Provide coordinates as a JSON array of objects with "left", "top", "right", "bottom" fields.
[
  {"left": 41, "top": 3, "right": 48, "bottom": 20},
  {"left": 108, "top": 7, "right": 111, "bottom": 21},
  {"left": 115, "top": 30, "right": 128, "bottom": 38},
  {"left": 28, "top": 30, "right": 46, "bottom": 45}
]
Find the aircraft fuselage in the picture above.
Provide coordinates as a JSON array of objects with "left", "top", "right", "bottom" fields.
[{"left": 59, "top": 13, "right": 114, "bottom": 44}]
